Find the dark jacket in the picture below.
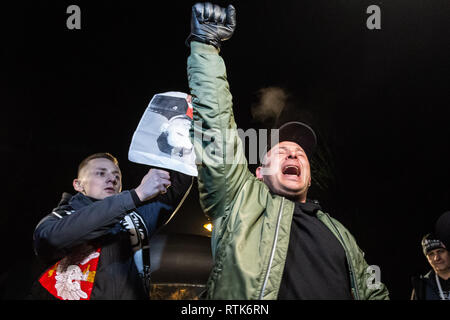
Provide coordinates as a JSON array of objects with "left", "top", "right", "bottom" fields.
[
  {"left": 31, "top": 171, "right": 192, "bottom": 300},
  {"left": 411, "top": 270, "right": 444, "bottom": 300}
]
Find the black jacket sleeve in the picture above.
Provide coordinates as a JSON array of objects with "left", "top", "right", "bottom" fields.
[
  {"left": 35, "top": 171, "right": 193, "bottom": 263},
  {"left": 155, "top": 170, "right": 193, "bottom": 208},
  {"left": 34, "top": 191, "right": 137, "bottom": 263},
  {"left": 410, "top": 275, "right": 424, "bottom": 300}
]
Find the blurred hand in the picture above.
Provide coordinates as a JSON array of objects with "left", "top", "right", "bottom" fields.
[{"left": 135, "top": 169, "right": 171, "bottom": 202}]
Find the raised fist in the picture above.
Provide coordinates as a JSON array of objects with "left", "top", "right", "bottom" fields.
[{"left": 186, "top": 2, "right": 236, "bottom": 49}]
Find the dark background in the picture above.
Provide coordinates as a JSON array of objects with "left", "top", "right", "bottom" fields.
[{"left": 1, "top": 0, "right": 449, "bottom": 300}]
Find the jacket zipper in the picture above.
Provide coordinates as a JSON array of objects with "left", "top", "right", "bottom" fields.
[
  {"left": 259, "top": 197, "right": 285, "bottom": 299},
  {"left": 323, "top": 213, "right": 360, "bottom": 300}
]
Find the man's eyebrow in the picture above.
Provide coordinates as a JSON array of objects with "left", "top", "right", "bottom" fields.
[
  {"left": 279, "top": 146, "right": 304, "bottom": 152},
  {"left": 94, "top": 167, "right": 121, "bottom": 174}
]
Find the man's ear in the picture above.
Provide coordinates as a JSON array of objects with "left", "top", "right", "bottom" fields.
[
  {"left": 255, "top": 166, "right": 264, "bottom": 181},
  {"left": 73, "top": 178, "right": 84, "bottom": 193}
]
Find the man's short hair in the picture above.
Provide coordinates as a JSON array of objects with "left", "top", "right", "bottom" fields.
[{"left": 77, "top": 152, "right": 119, "bottom": 177}]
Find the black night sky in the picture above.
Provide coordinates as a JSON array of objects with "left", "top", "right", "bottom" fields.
[{"left": 1, "top": 1, "right": 449, "bottom": 300}]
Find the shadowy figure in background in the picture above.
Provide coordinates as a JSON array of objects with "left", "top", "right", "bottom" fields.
[{"left": 411, "top": 233, "right": 450, "bottom": 300}]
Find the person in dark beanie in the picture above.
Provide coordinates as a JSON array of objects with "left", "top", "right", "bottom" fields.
[
  {"left": 435, "top": 211, "right": 450, "bottom": 249},
  {"left": 411, "top": 233, "right": 450, "bottom": 300}
]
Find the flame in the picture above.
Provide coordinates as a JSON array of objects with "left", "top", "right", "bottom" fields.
[{"left": 203, "top": 223, "right": 213, "bottom": 232}]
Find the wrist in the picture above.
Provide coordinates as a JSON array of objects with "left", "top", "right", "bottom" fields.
[
  {"left": 190, "top": 40, "right": 220, "bottom": 54},
  {"left": 131, "top": 189, "right": 144, "bottom": 207}
]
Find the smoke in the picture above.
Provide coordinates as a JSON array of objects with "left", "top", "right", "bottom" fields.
[{"left": 251, "top": 87, "right": 288, "bottom": 125}]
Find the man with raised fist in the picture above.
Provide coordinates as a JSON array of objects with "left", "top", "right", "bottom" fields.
[{"left": 186, "top": 2, "right": 389, "bottom": 300}]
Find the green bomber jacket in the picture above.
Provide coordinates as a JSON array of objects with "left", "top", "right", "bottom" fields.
[{"left": 187, "top": 41, "right": 389, "bottom": 300}]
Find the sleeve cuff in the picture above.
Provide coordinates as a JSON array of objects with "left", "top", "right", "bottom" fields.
[
  {"left": 191, "top": 41, "right": 220, "bottom": 55},
  {"left": 130, "top": 189, "right": 143, "bottom": 208}
]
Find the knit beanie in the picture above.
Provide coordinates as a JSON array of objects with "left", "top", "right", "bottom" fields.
[{"left": 421, "top": 233, "right": 447, "bottom": 256}]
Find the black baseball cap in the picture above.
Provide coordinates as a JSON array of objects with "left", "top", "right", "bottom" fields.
[{"left": 266, "top": 121, "right": 317, "bottom": 158}]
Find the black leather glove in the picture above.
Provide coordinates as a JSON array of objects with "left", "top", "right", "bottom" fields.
[{"left": 186, "top": 2, "right": 236, "bottom": 49}]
